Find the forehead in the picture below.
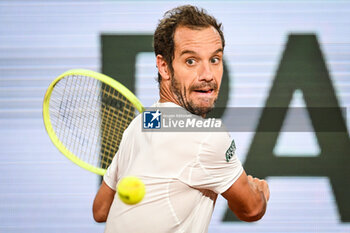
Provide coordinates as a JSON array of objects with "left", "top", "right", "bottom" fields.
[{"left": 173, "top": 26, "right": 223, "bottom": 53}]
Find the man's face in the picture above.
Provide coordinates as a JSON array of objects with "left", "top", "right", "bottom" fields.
[{"left": 170, "top": 26, "right": 224, "bottom": 116}]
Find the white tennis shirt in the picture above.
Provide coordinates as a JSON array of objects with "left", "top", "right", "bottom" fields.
[{"left": 103, "top": 102, "right": 243, "bottom": 233}]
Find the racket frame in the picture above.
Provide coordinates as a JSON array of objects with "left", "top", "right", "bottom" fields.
[{"left": 43, "top": 69, "right": 144, "bottom": 175}]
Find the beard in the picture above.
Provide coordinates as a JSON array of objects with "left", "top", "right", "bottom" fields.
[{"left": 170, "top": 74, "right": 218, "bottom": 117}]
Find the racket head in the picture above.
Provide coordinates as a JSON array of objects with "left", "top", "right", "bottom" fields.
[{"left": 43, "top": 69, "right": 144, "bottom": 175}]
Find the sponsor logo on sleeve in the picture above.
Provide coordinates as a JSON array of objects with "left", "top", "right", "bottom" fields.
[{"left": 225, "top": 140, "right": 236, "bottom": 162}]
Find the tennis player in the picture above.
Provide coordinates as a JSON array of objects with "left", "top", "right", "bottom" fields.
[{"left": 93, "top": 5, "right": 270, "bottom": 232}]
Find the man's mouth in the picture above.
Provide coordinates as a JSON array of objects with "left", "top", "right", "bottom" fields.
[{"left": 194, "top": 88, "right": 214, "bottom": 94}]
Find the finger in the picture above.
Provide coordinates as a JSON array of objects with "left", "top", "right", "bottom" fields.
[{"left": 262, "top": 181, "right": 270, "bottom": 201}]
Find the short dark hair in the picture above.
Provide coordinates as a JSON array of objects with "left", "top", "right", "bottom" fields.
[{"left": 153, "top": 5, "right": 225, "bottom": 83}]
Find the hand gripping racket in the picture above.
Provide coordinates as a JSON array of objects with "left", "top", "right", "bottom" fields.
[{"left": 43, "top": 69, "right": 144, "bottom": 176}]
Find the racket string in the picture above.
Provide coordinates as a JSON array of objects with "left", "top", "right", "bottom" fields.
[
  {"left": 49, "top": 74, "right": 136, "bottom": 170},
  {"left": 100, "top": 86, "right": 135, "bottom": 168}
]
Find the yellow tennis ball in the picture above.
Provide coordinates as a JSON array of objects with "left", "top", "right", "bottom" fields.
[{"left": 117, "top": 176, "right": 145, "bottom": 205}]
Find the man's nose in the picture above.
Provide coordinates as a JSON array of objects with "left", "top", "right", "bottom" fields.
[{"left": 198, "top": 62, "right": 214, "bottom": 82}]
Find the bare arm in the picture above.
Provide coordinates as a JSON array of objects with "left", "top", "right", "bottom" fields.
[
  {"left": 92, "top": 181, "right": 116, "bottom": 222},
  {"left": 222, "top": 171, "right": 270, "bottom": 222}
]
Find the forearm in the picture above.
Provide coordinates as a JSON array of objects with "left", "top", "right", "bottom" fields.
[
  {"left": 241, "top": 180, "right": 267, "bottom": 221},
  {"left": 92, "top": 181, "right": 116, "bottom": 222},
  {"left": 227, "top": 182, "right": 267, "bottom": 222},
  {"left": 222, "top": 172, "right": 269, "bottom": 222}
]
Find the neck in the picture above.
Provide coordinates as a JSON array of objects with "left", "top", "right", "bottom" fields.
[{"left": 159, "top": 81, "right": 180, "bottom": 105}]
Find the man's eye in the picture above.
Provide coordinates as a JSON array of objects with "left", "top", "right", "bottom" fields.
[
  {"left": 186, "top": 59, "right": 196, "bottom": 65},
  {"left": 210, "top": 57, "right": 220, "bottom": 64}
]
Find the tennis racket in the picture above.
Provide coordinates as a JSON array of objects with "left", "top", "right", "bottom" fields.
[{"left": 43, "top": 69, "right": 144, "bottom": 176}]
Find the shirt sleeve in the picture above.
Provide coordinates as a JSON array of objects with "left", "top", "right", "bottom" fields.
[
  {"left": 179, "top": 132, "right": 243, "bottom": 194},
  {"left": 102, "top": 118, "right": 138, "bottom": 191},
  {"left": 103, "top": 149, "right": 119, "bottom": 191}
]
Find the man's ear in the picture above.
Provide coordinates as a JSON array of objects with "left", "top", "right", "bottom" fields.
[{"left": 156, "top": 55, "right": 171, "bottom": 81}]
